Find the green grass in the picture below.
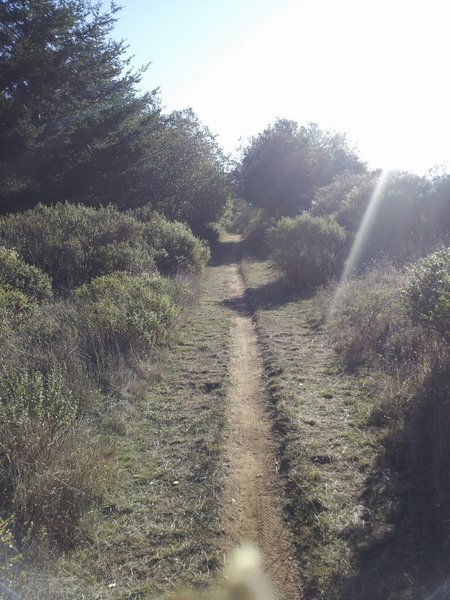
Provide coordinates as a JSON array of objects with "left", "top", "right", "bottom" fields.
[{"left": 11, "top": 264, "right": 234, "bottom": 599}]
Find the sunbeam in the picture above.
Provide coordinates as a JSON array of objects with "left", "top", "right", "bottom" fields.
[{"left": 328, "top": 169, "right": 391, "bottom": 319}]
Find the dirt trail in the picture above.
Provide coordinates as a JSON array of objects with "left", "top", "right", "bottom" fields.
[{"left": 221, "top": 256, "right": 302, "bottom": 600}]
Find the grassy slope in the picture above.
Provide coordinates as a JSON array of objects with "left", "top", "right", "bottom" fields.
[
  {"left": 240, "top": 258, "right": 407, "bottom": 600},
  {"left": 16, "top": 264, "right": 233, "bottom": 599}
]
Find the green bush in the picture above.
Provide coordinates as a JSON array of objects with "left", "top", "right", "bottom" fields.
[
  {"left": 402, "top": 248, "right": 450, "bottom": 341},
  {"left": 0, "top": 203, "right": 155, "bottom": 290},
  {"left": 0, "top": 368, "right": 78, "bottom": 427},
  {"left": 268, "top": 214, "right": 346, "bottom": 287},
  {"left": 133, "top": 207, "right": 210, "bottom": 274},
  {"left": 0, "top": 247, "right": 52, "bottom": 302},
  {"left": 76, "top": 273, "right": 185, "bottom": 355},
  {"left": 0, "top": 286, "right": 35, "bottom": 319}
]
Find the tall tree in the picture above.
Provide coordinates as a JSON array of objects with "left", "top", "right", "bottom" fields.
[
  {"left": 0, "top": 0, "right": 160, "bottom": 212},
  {"left": 238, "top": 118, "right": 365, "bottom": 218},
  {"left": 134, "top": 109, "right": 232, "bottom": 234}
]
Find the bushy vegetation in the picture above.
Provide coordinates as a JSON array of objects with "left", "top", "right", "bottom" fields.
[
  {"left": 403, "top": 248, "right": 450, "bottom": 341},
  {"left": 0, "top": 200, "right": 206, "bottom": 551},
  {"left": 0, "top": 203, "right": 209, "bottom": 292},
  {"left": 0, "top": 247, "right": 52, "bottom": 302},
  {"left": 0, "top": 203, "right": 154, "bottom": 289},
  {"left": 268, "top": 214, "right": 346, "bottom": 287},
  {"left": 76, "top": 272, "right": 185, "bottom": 356},
  {"left": 133, "top": 208, "right": 210, "bottom": 274},
  {"left": 238, "top": 118, "right": 365, "bottom": 218}
]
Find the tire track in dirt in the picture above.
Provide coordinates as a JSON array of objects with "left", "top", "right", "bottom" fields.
[{"left": 221, "top": 260, "right": 302, "bottom": 600}]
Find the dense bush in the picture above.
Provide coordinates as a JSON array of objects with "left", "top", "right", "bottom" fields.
[
  {"left": 0, "top": 286, "right": 35, "bottom": 319},
  {"left": 0, "top": 203, "right": 155, "bottom": 290},
  {"left": 268, "top": 214, "right": 346, "bottom": 287},
  {"left": 133, "top": 208, "right": 210, "bottom": 274},
  {"left": 76, "top": 273, "right": 185, "bottom": 356},
  {"left": 0, "top": 247, "right": 52, "bottom": 302},
  {"left": 402, "top": 248, "right": 450, "bottom": 341}
]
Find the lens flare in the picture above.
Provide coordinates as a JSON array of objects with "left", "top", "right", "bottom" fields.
[{"left": 328, "top": 170, "right": 391, "bottom": 319}]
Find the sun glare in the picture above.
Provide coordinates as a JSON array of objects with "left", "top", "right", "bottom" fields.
[{"left": 328, "top": 170, "right": 391, "bottom": 319}]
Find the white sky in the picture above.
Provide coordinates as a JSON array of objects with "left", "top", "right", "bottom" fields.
[{"left": 111, "top": 0, "right": 450, "bottom": 174}]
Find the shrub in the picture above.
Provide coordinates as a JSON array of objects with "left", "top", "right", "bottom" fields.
[
  {"left": 0, "top": 203, "right": 155, "bottom": 290},
  {"left": 133, "top": 207, "right": 210, "bottom": 274},
  {"left": 0, "top": 247, "right": 52, "bottom": 302},
  {"left": 75, "top": 272, "right": 185, "bottom": 356},
  {"left": 0, "top": 286, "right": 35, "bottom": 319},
  {"left": 402, "top": 248, "right": 450, "bottom": 342},
  {"left": 268, "top": 214, "right": 346, "bottom": 287}
]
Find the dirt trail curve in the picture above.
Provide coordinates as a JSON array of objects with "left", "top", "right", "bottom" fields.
[{"left": 220, "top": 238, "right": 302, "bottom": 600}]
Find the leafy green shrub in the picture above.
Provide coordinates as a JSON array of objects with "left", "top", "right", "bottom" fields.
[
  {"left": 268, "top": 214, "right": 346, "bottom": 287},
  {"left": 0, "top": 203, "right": 155, "bottom": 290},
  {"left": 0, "top": 286, "right": 35, "bottom": 319},
  {"left": 76, "top": 273, "right": 185, "bottom": 356},
  {"left": 0, "top": 368, "right": 78, "bottom": 427},
  {"left": 0, "top": 247, "right": 52, "bottom": 302},
  {"left": 133, "top": 207, "right": 210, "bottom": 274},
  {"left": 402, "top": 248, "right": 450, "bottom": 341}
]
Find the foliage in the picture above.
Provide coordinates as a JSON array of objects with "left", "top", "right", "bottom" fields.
[
  {"left": 268, "top": 214, "right": 346, "bottom": 287},
  {"left": 0, "top": 367, "right": 77, "bottom": 428},
  {"left": 238, "top": 118, "right": 365, "bottom": 218},
  {"left": 0, "top": 203, "right": 155, "bottom": 290},
  {"left": 402, "top": 248, "right": 450, "bottom": 341},
  {"left": 427, "top": 174, "right": 450, "bottom": 246},
  {"left": 136, "top": 109, "right": 232, "bottom": 232},
  {"left": 0, "top": 246, "right": 52, "bottom": 301},
  {"left": 0, "top": 0, "right": 159, "bottom": 212},
  {"left": 75, "top": 272, "right": 185, "bottom": 355},
  {"left": 312, "top": 170, "right": 446, "bottom": 265},
  {"left": 0, "top": 285, "right": 35, "bottom": 319},
  {"left": 133, "top": 207, "right": 210, "bottom": 274}
]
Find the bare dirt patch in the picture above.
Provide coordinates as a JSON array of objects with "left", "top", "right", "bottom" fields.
[{"left": 221, "top": 261, "right": 302, "bottom": 600}]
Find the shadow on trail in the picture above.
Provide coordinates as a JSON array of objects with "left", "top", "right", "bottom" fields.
[
  {"left": 325, "top": 432, "right": 450, "bottom": 600},
  {"left": 209, "top": 239, "right": 244, "bottom": 266},
  {"left": 244, "top": 279, "right": 316, "bottom": 312}
]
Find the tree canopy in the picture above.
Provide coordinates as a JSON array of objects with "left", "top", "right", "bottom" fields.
[
  {"left": 238, "top": 118, "right": 366, "bottom": 218},
  {"left": 0, "top": 0, "right": 231, "bottom": 232}
]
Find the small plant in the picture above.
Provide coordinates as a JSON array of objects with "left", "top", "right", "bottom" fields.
[
  {"left": 0, "top": 367, "right": 78, "bottom": 427},
  {"left": 0, "top": 366, "right": 108, "bottom": 547},
  {"left": 0, "top": 285, "right": 36, "bottom": 319},
  {"left": 0, "top": 247, "right": 52, "bottom": 302},
  {"left": 268, "top": 214, "right": 346, "bottom": 287},
  {"left": 402, "top": 248, "right": 450, "bottom": 341}
]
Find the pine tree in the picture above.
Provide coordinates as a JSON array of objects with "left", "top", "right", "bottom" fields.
[{"left": 0, "top": 0, "right": 160, "bottom": 212}]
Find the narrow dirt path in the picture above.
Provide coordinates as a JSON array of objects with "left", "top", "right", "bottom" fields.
[{"left": 220, "top": 254, "right": 302, "bottom": 600}]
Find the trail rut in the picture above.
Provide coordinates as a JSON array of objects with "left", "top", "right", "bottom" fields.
[{"left": 221, "top": 261, "right": 302, "bottom": 600}]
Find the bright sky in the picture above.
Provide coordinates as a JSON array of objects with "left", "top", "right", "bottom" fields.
[{"left": 110, "top": 0, "right": 450, "bottom": 174}]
